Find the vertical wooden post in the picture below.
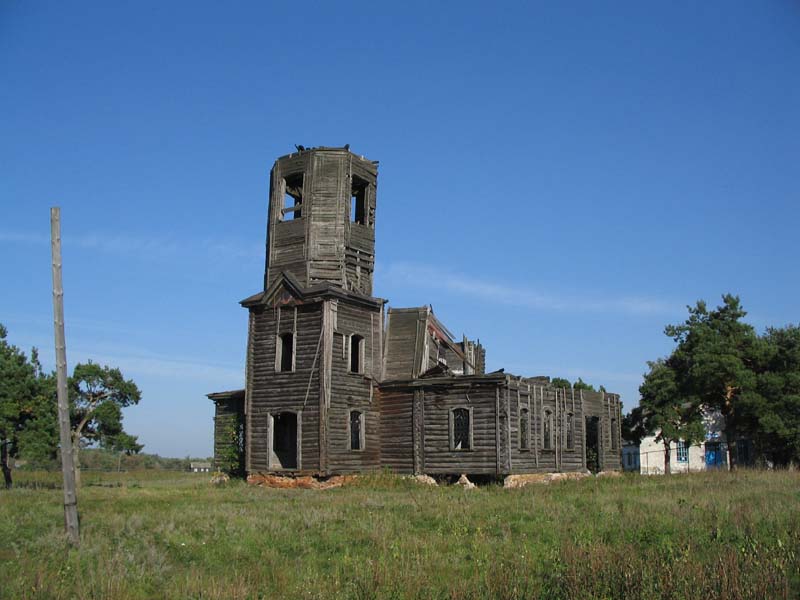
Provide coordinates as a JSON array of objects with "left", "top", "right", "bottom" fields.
[{"left": 50, "top": 207, "right": 80, "bottom": 546}]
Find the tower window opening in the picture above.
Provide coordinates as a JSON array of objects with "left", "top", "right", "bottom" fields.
[
  {"left": 351, "top": 176, "right": 368, "bottom": 225},
  {"left": 282, "top": 174, "right": 303, "bottom": 220}
]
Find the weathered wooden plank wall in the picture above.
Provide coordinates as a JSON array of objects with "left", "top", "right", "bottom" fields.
[
  {"left": 383, "top": 308, "right": 424, "bottom": 380},
  {"left": 409, "top": 381, "right": 500, "bottom": 476},
  {"left": 211, "top": 394, "right": 244, "bottom": 471},
  {"left": 378, "top": 389, "right": 415, "bottom": 473},
  {"left": 326, "top": 299, "right": 382, "bottom": 474},
  {"left": 247, "top": 302, "right": 322, "bottom": 473}
]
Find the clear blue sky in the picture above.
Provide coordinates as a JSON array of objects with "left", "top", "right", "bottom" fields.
[{"left": 2, "top": 2, "right": 798, "bottom": 457}]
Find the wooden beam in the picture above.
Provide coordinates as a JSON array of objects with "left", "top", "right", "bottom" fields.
[{"left": 50, "top": 207, "right": 79, "bottom": 546}]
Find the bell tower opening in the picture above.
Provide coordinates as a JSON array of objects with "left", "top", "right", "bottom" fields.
[{"left": 350, "top": 175, "right": 368, "bottom": 226}]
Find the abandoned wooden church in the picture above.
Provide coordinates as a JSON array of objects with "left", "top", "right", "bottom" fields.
[{"left": 208, "top": 146, "right": 623, "bottom": 478}]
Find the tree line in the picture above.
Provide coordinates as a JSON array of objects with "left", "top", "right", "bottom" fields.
[
  {"left": 0, "top": 323, "right": 142, "bottom": 488},
  {"left": 625, "top": 295, "right": 800, "bottom": 473}
]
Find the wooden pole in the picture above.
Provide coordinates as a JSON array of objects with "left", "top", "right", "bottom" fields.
[{"left": 50, "top": 207, "right": 80, "bottom": 546}]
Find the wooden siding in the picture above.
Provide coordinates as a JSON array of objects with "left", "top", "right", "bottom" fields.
[
  {"left": 506, "top": 380, "right": 586, "bottom": 474},
  {"left": 326, "top": 299, "right": 382, "bottom": 473},
  {"left": 211, "top": 393, "right": 244, "bottom": 473},
  {"left": 383, "top": 308, "right": 426, "bottom": 380},
  {"left": 415, "top": 383, "right": 500, "bottom": 475},
  {"left": 378, "top": 389, "right": 415, "bottom": 473},
  {"left": 215, "top": 146, "right": 627, "bottom": 478},
  {"left": 581, "top": 390, "right": 623, "bottom": 471},
  {"left": 247, "top": 302, "right": 323, "bottom": 474},
  {"left": 265, "top": 148, "right": 378, "bottom": 295}
]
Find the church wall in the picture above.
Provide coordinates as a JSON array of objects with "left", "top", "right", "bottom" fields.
[
  {"left": 247, "top": 302, "right": 323, "bottom": 474},
  {"left": 581, "top": 390, "right": 623, "bottom": 472},
  {"left": 378, "top": 389, "right": 415, "bottom": 473},
  {"left": 419, "top": 382, "right": 500, "bottom": 475},
  {"left": 326, "top": 300, "right": 382, "bottom": 474},
  {"left": 506, "top": 381, "right": 586, "bottom": 474}
]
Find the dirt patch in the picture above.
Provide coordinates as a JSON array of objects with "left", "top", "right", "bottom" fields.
[
  {"left": 247, "top": 473, "right": 357, "bottom": 489},
  {"left": 596, "top": 470, "right": 622, "bottom": 478},
  {"left": 504, "top": 471, "right": 591, "bottom": 489}
]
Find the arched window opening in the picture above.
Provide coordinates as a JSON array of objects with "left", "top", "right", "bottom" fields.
[
  {"left": 349, "top": 410, "right": 364, "bottom": 451},
  {"left": 543, "top": 409, "right": 553, "bottom": 450},
  {"left": 566, "top": 413, "right": 574, "bottom": 450},
  {"left": 451, "top": 407, "right": 471, "bottom": 450},
  {"left": 520, "top": 408, "right": 530, "bottom": 450}
]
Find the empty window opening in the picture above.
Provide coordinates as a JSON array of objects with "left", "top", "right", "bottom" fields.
[
  {"left": 543, "top": 410, "right": 553, "bottom": 450},
  {"left": 566, "top": 413, "right": 574, "bottom": 450},
  {"left": 586, "top": 416, "right": 601, "bottom": 473},
  {"left": 520, "top": 408, "right": 529, "bottom": 450},
  {"left": 282, "top": 174, "right": 303, "bottom": 220},
  {"left": 437, "top": 341, "right": 447, "bottom": 365},
  {"left": 677, "top": 440, "right": 688, "bottom": 463},
  {"left": 349, "top": 410, "right": 364, "bottom": 451},
  {"left": 278, "top": 333, "right": 294, "bottom": 372},
  {"left": 350, "top": 176, "right": 368, "bottom": 225},
  {"left": 452, "top": 407, "right": 471, "bottom": 450},
  {"left": 349, "top": 334, "right": 364, "bottom": 373}
]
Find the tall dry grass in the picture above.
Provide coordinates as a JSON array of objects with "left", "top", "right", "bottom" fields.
[{"left": 2, "top": 469, "right": 798, "bottom": 599}]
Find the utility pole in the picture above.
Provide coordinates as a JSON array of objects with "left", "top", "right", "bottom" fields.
[{"left": 50, "top": 207, "right": 80, "bottom": 546}]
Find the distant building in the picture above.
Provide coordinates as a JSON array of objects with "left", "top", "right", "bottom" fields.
[
  {"left": 632, "top": 411, "right": 752, "bottom": 474},
  {"left": 622, "top": 442, "right": 640, "bottom": 472},
  {"left": 190, "top": 461, "right": 212, "bottom": 473}
]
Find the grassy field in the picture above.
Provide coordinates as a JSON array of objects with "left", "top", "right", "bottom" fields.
[{"left": 2, "top": 469, "right": 798, "bottom": 600}]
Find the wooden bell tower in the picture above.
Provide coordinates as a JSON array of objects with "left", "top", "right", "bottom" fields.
[{"left": 264, "top": 146, "right": 378, "bottom": 295}]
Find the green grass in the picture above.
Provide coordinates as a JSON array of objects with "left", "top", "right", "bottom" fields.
[{"left": 2, "top": 469, "right": 798, "bottom": 599}]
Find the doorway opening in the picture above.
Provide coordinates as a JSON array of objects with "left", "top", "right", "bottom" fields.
[
  {"left": 586, "top": 416, "right": 601, "bottom": 473},
  {"left": 272, "top": 412, "right": 298, "bottom": 469}
]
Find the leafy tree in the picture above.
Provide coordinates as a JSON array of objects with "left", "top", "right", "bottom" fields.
[
  {"left": 550, "top": 377, "right": 602, "bottom": 392},
  {"left": 622, "top": 405, "right": 647, "bottom": 445},
  {"left": 69, "top": 361, "right": 142, "bottom": 485},
  {"left": 638, "top": 359, "right": 704, "bottom": 474},
  {"left": 0, "top": 324, "right": 56, "bottom": 488},
  {"left": 665, "top": 295, "right": 758, "bottom": 468},
  {"left": 573, "top": 378, "right": 596, "bottom": 392},
  {"left": 745, "top": 325, "right": 800, "bottom": 465}
]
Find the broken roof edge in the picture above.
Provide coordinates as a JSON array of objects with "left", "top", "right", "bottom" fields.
[
  {"left": 379, "top": 370, "right": 620, "bottom": 398},
  {"left": 505, "top": 372, "right": 621, "bottom": 398},
  {"left": 386, "top": 305, "right": 458, "bottom": 344},
  {"left": 207, "top": 389, "right": 245, "bottom": 401},
  {"left": 379, "top": 371, "right": 508, "bottom": 389},
  {"left": 275, "top": 145, "right": 379, "bottom": 166}
]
